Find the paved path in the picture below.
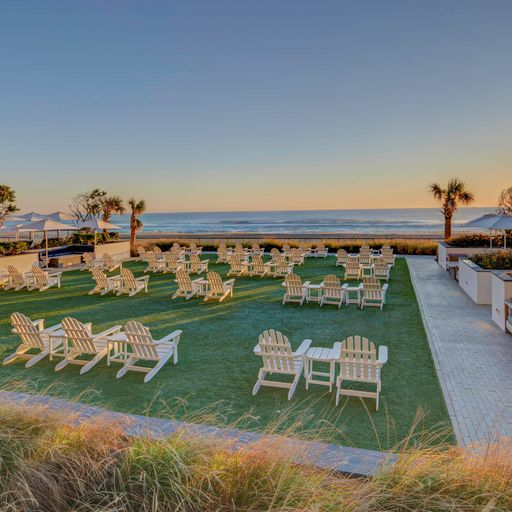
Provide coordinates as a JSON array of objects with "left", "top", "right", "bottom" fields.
[{"left": 407, "top": 256, "right": 512, "bottom": 446}]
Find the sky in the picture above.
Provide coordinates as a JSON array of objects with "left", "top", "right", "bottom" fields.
[{"left": 1, "top": 0, "right": 511, "bottom": 212}]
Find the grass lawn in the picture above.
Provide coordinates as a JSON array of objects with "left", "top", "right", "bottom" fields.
[{"left": 0, "top": 256, "right": 453, "bottom": 451}]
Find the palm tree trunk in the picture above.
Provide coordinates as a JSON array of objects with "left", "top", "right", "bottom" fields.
[
  {"left": 444, "top": 215, "right": 452, "bottom": 240},
  {"left": 130, "top": 215, "right": 136, "bottom": 255}
]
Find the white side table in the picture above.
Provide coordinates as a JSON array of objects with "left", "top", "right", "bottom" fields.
[
  {"left": 306, "top": 284, "right": 322, "bottom": 304},
  {"left": 344, "top": 284, "right": 362, "bottom": 306},
  {"left": 304, "top": 346, "right": 339, "bottom": 391}
]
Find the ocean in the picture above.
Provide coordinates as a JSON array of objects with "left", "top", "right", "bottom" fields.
[{"left": 105, "top": 207, "right": 493, "bottom": 236}]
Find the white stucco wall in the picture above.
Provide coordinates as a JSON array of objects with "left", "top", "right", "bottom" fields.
[
  {"left": 491, "top": 272, "right": 512, "bottom": 332},
  {"left": 458, "top": 259, "right": 494, "bottom": 305},
  {"left": 0, "top": 252, "right": 39, "bottom": 273},
  {"left": 437, "top": 243, "right": 497, "bottom": 270},
  {"left": 94, "top": 241, "right": 130, "bottom": 260}
]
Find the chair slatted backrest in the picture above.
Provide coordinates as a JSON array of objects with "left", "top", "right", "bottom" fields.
[
  {"left": 382, "top": 245, "right": 391, "bottom": 252},
  {"left": 252, "top": 255, "right": 265, "bottom": 272},
  {"left": 92, "top": 267, "right": 110, "bottom": 289},
  {"left": 258, "top": 330, "right": 295, "bottom": 373},
  {"left": 172, "top": 242, "right": 181, "bottom": 249},
  {"left": 317, "top": 243, "right": 326, "bottom": 252},
  {"left": 124, "top": 321, "right": 159, "bottom": 360},
  {"left": 229, "top": 256, "right": 244, "bottom": 273},
  {"left": 103, "top": 253, "right": 115, "bottom": 269},
  {"left": 323, "top": 274, "right": 343, "bottom": 298},
  {"left": 189, "top": 254, "right": 201, "bottom": 272},
  {"left": 170, "top": 245, "right": 181, "bottom": 256},
  {"left": 175, "top": 268, "right": 193, "bottom": 293},
  {"left": 337, "top": 248, "right": 347, "bottom": 257},
  {"left": 340, "top": 336, "right": 379, "bottom": 381},
  {"left": 137, "top": 246, "right": 146, "bottom": 256},
  {"left": 282, "top": 244, "right": 291, "bottom": 254},
  {"left": 153, "top": 245, "right": 162, "bottom": 254},
  {"left": 7, "top": 265, "right": 24, "bottom": 286},
  {"left": 32, "top": 265, "right": 48, "bottom": 287},
  {"left": 83, "top": 253, "right": 94, "bottom": 268},
  {"left": 11, "top": 312, "right": 44, "bottom": 349},
  {"left": 359, "top": 254, "right": 371, "bottom": 265},
  {"left": 345, "top": 261, "right": 359, "bottom": 271},
  {"left": 62, "top": 317, "right": 96, "bottom": 354},
  {"left": 207, "top": 271, "right": 224, "bottom": 295},
  {"left": 383, "top": 255, "right": 394, "bottom": 265},
  {"left": 218, "top": 242, "right": 227, "bottom": 250},
  {"left": 270, "top": 248, "right": 280, "bottom": 261},
  {"left": 363, "top": 276, "right": 380, "bottom": 289},
  {"left": 360, "top": 245, "right": 370, "bottom": 252},
  {"left": 120, "top": 268, "right": 137, "bottom": 290},
  {"left": 252, "top": 243, "right": 261, "bottom": 252},
  {"left": 146, "top": 251, "right": 158, "bottom": 267},
  {"left": 165, "top": 253, "right": 181, "bottom": 272},
  {"left": 284, "top": 273, "right": 303, "bottom": 296},
  {"left": 290, "top": 248, "right": 302, "bottom": 262},
  {"left": 363, "top": 288, "right": 385, "bottom": 301}
]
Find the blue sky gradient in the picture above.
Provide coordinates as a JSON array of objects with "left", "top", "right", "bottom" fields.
[{"left": 1, "top": 1, "right": 511, "bottom": 211}]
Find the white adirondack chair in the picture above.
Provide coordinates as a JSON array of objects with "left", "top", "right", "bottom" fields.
[
  {"left": 28, "top": 265, "right": 62, "bottom": 292},
  {"left": 312, "top": 244, "right": 328, "bottom": 258},
  {"left": 89, "top": 267, "right": 121, "bottom": 295},
  {"left": 3, "top": 312, "right": 64, "bottom": 367},
  {"left": 358, "top": 254, "right": 372, "bottom": 266},
  {"left": 336, "top": 248, "right": 349, "bottom": 266},
  {"left": 115, "top": 321, "right": 182, "bottom": 383},
  {"left": 145, "top": 251, "right": 166, "bottom": 273},
  {"left": 0, "top": 271, "right": 9, "bottom": 288},
  {"left": 227, "top": 256, "right": 247, "bottom": 277},
  {"left": 335, "top": 335, "right": 388, "bottom": 410},
  {"left": 251, "top": 243, "right": 264, "bottom": 256},
  {"left": 172, "top": 268, "right": 204, "bottom": 300},
  {"left": 187, "top": 242, "right": 203, "bottom": 255},
  {"left": 216, "top": 245, "right": 231, "bottom": 263},
  {"left": 170, "top": 244, "right": 184, "bottom": 258},
  {"left": 343, "top": 261, "right": 361, "bottom": 280},
  {"left": 164, "top": 252, "right": 184, "bottom": 273},
  {"left": 5, "top": 265, "right": 32, "bottom": 290},
  {"left": 55, "top": 317, "right": 122, "bottom": 374},
  {"left": 282, "top": 273, "right": 310, "bottom": 306},
  {"left": 102, "top": 253, "right": 121, "bottom": 272},
  {"left": 247, "top": 255, "right": 269, "bottom": 277},
  {"left": 204, "top": 271, "right": 235, "bottom": 302},
  {"left": 289, "top": 248, "right": 305, "bottom": 265},
  {"left": 361, "top": 281, "right": 389, "bottom": 309},
  {"left": 373, "top": 261, "right": 391, "bottom": 281},
  {"left": 299, "top": 242, "right": 312, "bottom": 257},
  {"left": 320, "top": 274, "right": 345, "bottom": 308},
  {"left": 185, "top": 254, "right": 209, "bottom": 275},
  {"left": 153, "top": 245, "right": 166, "bottom": 260},
  {"left": 82, "top": 252, "right": 102, "bottom": 271},
  {"left": 383, "top": 253, "right": 396, "bottom": 267},
  {"left": 268, "top": 255, "right": 294, "bottom": 278},
  {"left": 116, "top": 268, "right": 149, "bottom": 296},
  {"left": 137, "top": 246, "right": 148, "bottom": 261},
  {"left": 252, "top": 329, "right": 311, "bottom": 400}
]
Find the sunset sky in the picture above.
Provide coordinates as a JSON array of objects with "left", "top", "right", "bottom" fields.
[{"left": 2, "top": 1, "right": 511, "bottom": 212}]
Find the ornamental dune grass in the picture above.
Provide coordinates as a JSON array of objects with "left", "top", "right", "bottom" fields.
[{"left": 0, "top": 400, "right": 511, "bottom": 511}]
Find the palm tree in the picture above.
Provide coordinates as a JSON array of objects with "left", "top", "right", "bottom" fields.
[
  {"left": 128, "top": 198, "right": 146, "bottom": 254},
  {"left": 430, "top": 178, "right": 475, "bottom": 239},
  {"left": 101, "top": 195, "right": 125, "bottom": 234}
]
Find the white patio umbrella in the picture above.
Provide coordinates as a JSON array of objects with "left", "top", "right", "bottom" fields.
[
  {"left": 16, "top": 219, "right": 77, "bottom": 264},
  {"left": 76, "top": 218, "right": 121, "bottom": 246},
  {"left": 464, "top": 214, "right": 512, "bottom": 249},
  {"left": 47, "top": 211, "right": 75, "bottom": 221},
  {"left": 10, "top": 211, "right": 47, "bottom": 222}
]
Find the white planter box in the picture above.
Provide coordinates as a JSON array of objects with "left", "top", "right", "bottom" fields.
[
  {"left": 0, "top": 252, "right": 39, "bottom": 273},
  {"left": 491, "top": 272, "right": 512, "bottom": 332},
  {"left": 458, "top": 259, "right": 494, "bottom": 305},
  {"left": 94, "top": 241, "right": 130, "bottom": 260},
  {"left": 437, "top": 242, "right": 497, "bottom": 270}
]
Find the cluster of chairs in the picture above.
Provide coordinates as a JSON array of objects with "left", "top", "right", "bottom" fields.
[
  {"left": 1, "top": 264, "right": 62, "bottom": 292},
  {"left": 82, "top": 252, "right": 121, "bottom": 273},
  {"left": 172, "top": 269, "right": 234, "bottom": 302},
  {"left": 282, "top": 274, "right": 388, "bottom": 309},
  {"left": 3, "top": 312, "right": 182, "bottom": 383},
  {"left": 337, "top": 245, "right": 394, "bottom": 281},
  {"left": 252, "top": 329, "right": 387, "bottom": 409}
]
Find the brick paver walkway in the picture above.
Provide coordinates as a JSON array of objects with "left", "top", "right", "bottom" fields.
[{"left": 407, "top": 256, "right": 512, "bottom": 446}]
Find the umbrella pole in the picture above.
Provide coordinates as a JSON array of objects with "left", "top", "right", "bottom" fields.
[
  {"left": 490, "top": 230, "right": 492, "bottom": 249},
  {"left": 46, "top": 232, "right": 49, "bottom": 268}
]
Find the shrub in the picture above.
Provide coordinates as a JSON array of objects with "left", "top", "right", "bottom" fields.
[
  {"left": 448, "top": 234, "right": 505, "bottom": 248},
  {"left": 0, "top": 241, "right": 28, "bottom": 256},
  {"left": 471, "top": 250, "right": 512, "bottom": 270},
  {"left": 67, "top": 232, "right": 120, "bottom": 245}
]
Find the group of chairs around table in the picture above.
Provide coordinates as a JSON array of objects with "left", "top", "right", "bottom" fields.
[
  {"left": 3, "top": 312, "right": 181, "bottom": 383},
  {"left": 1, "top": 264, "right": 62, "bottom": 292}
]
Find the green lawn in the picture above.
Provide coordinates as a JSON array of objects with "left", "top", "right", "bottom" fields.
[{"left": 0, "top": 256, "right": 453, "bottom": 450}]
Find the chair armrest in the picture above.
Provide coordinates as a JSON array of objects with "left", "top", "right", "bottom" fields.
[
  {"left": 382, "top": 284, "right": 389, "bottom": 291},
  {"left": 378, "top": 346, "right": 388, "bottom": 365},
  {"left": 49, "top": 272, "right": 63, "bottom": 277},
  {"left": 156, "top": 329, "right": 183, "bottom": 344},
  {"left": 32, "top": 319, "right": 45, "bottom": 330},
  {"left": 331, "top": 341, "right": 342, "bottom": 359},
  {"left": 358, "top": 283, "right": 364, "bottom": 289},
  {"left": 192, "top": 278, "right": 205, "bottom": 283},
  {"left": 94, "top": 325, "right": 122, "bottom": 338},
  {"left": 224, "top": 279, "right": 235, "bottom": 286},
  {"left": 253, "top": 344, "right": 261, "bottom": 354},
  {"left": 302, "top": 281, "right": 311, "bottom": 288},
  {"left": 137, "top": 275, "right": 150, "bottom": 283},
  {"left": 294, "top": 339, "right": 312, "bottom": 357},
  {"left": 341, "top": 283, "right": 349, "bottom": 289}
]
